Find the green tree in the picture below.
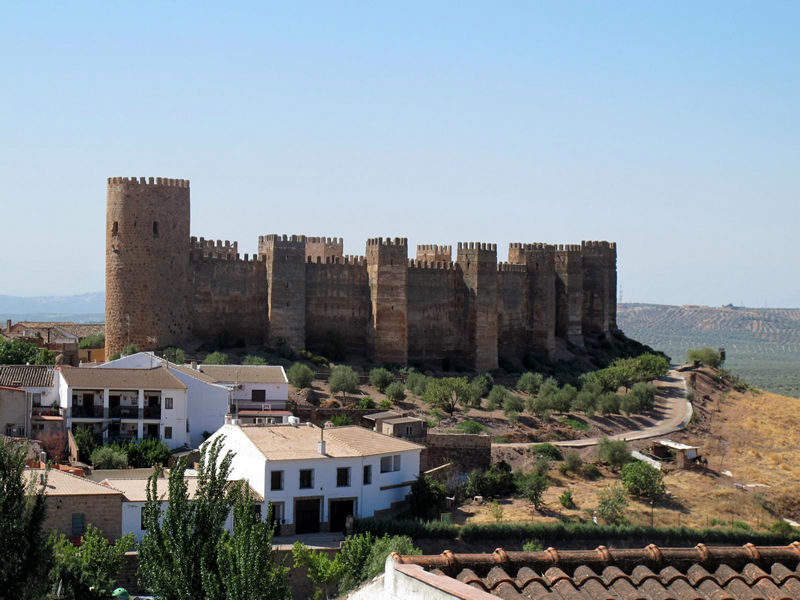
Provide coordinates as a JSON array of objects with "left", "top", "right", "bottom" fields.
[
  {"left": 471, "top": 373, "right": 494, "bottom": 398},
  {"left": 163, "top": 347, "right": 187, "bottom": 364},
  {"left": 487, "top": 385, "right": 509, "bottom": 411},
  {"left": 408, "top": 475, "right": 447, "bottom": 520},
  {"left": 138, "top": 437, "right": 236, "bottom": 600},
  {"left": 456, "top": 419, "right": 486, "bottom": 434},
  {"left": 422, "top": 377, "right": 471, "bottom": 415},
  {"left": 405, "top": 371, "right": 429, "bottom": 396},
  {"left": 518, "top": 472, "right": 548, "bottom": 510},
  {"left": 73, "top": 425, "right": 97, "bottom": 464},
  {"left": 203, "top": 351, "right": 229, "bottom": 365},
  {"left": 357, "top": 397, "right": 375, "bottom": 409},
  {"left": 292, "top": 542, "right": 346, "bottom": 599},
  {"left": 287, "top": 363, "right": 314, "bottom": 389},
  {"left": 90, "top": 446, "right": 128, "bottom": 469},
  {"left": 123, "top": 438, "right": 171, "bottom": 468},
  {"left": 78, "top": 332, "right": 106, "bottom": 350},
  {"left": 502, "top": 393, "right": 524, "bottom": 418},
  {"left": 465, "top": 461, "right": 515, "bottom": 498},
  {"left": 516, "top": 371, "right": 543, "bottom": 395},
  {"left": 620, "top": 461, "right": 665, "bottom": 501},
  {"left": 620, "top": 382, "right": 656, "bottom": 415},
  {"left": 0, "top": 438, "right": 51, "bottom": 600},
  {"left": 329, "top": 365, "right": 360, "bottom": 398},
  {"left": 215, "top": 493, "right": 291, "bottom": 600},
  {"left": 384, "top": 381, "right": 406, "bottom": 403},
  {"left": 0, "top": 338, "right": 55, "bottom": 365},
  {"left": 50, "top": 525, "right": 135, "bottom": 599},
  {"left": 596, "top": 437, "right": 631, "bottom": 470},
  {"left": 369, "top": 368, "right": 394, "bottom": 392},
  {"left": 686, "top": 347, "right": 723, "bottom": 368},
  {"left": 596, "top": 484, "right": 629, "bottom": 525},
  {"left": 242, "top": 354, "right": 267, "bottom": 365},
  {"left": 634, "top": 353, "right": 669, "bottom": 381},
  {"left": 596, "top": 392, "right": 620, "bottom": 415},
  {"left": 330, "top": 415, "right": 352, "bottom": 427}
]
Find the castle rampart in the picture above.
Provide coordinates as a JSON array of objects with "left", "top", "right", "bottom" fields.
[{"left": 105, "top": 177, "right": 618, "bottom": 366}]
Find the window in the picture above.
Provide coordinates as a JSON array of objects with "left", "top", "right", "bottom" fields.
[
  {"left": 380, "top": 455, "right": 401, "bottom": 473},
  {"left": 71, "top": 513, "right": 85, "bottom": 536},
  {"left": 363, "top": 465, "right": 372, "bottom": 485},
  {"left": 32, "top": 392, "right": 42, "bottom": 405},
  {"left": 336, "top": 467, "right": 350, "bottom": 487},
  {"left": 112, "top": 221, "right": 119, "bottom": 236},
  {"left": 271, "top": 470, "right": 284, "bottom": 491},
  {"left": 165, "top": 397, "right": 173, "bottom": 410},
  {"left": 405, "top": 425, "right": 413, "bottom": 436},
  {"left": 164, "top": 426, "right": 172, "bottom": 440},
  {"left": 251, "top": 389, "right": 266, "bottom": 402},
  {"left": 153, "top": 221, "right": 159, "bottom": 237},
  {"left": 140, "top": 507, "right": 147, "bottom": 530},
  {"left": 299, "top": 469, "right": 313, "bottom": 489}
]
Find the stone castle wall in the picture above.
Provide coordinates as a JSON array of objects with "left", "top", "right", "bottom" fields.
[{"left": 105, "top": 177, "right": 618, "bottom": 364}]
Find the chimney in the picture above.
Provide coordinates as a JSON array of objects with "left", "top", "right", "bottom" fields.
[
  {"left": 317, "top": 427, "right": 326, "bottom": 455},
  {"left": 5, "top": 319, "right": 10, "bottom": 331},
  {"left": 39, "top": 451, "right": 47, "bottom": 464},
  {"left": 191, "top": 361, "right": 198, "bottom": 370}
]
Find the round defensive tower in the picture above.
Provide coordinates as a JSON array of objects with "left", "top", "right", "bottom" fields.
[{"left": 105, "top": 176, "right": 191, "bottom": 357}]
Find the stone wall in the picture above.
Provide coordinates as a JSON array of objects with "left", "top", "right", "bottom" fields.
[{"left": 421, "top": 433, "right": 491, "bottom": 474}]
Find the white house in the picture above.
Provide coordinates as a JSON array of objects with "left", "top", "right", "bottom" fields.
[
  {"left": 205, "top": 421, "right": 423, "bottom": 536},
  {"left": 100, "top": 353, "right": 232, "bottom": 448},
  {"left": 100, "top": 477, "right": 243, "bottom": 541},
  {"left": 56, "top": 366, "right": 189, "bottom": 449},
  {"left": 186, "top": 364, "right": 288, "bottom": 410}
]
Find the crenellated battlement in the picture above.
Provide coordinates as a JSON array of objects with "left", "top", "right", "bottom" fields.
[
  {"left": 497, "top": 262, "right": 527, "bottom": 273},
  {"left": 306, "top": 236, "right": 342, "bottom": 245},
  {"left": 457, "top": 242, "right": 497, "bottom": 252},
  {"left": 581, "top": 240, "right": 616, "bottom": 257},
  {"left": 189, "top": 249, "right": 264, "bottom": 263},
  {"left": 258, "top": 233, "right": 307, "bottom": 250},
  {"left": 191, "top": 237, "right": 238, "bottom": 253},
  {"left": 556, "top": 244, "right": 582, "bottom": 252},
  {"left": 408, "top": 259, "right": 456, "bottom": 270},
  {"left": 306, "top": 254, "right": 366, "bottom": 266},
  {"left": 107, "top": 176, "right": 189, "bottom": 188},
  {"left": 366, "top": 237, "right": 408, "bottom": 247}
]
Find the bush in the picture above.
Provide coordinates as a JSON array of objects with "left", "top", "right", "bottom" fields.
[
  {"left": 90, "top": 446, "right": 128, "bottom": 469},
  {"left": 596, "top": 437, "right": 631, "bottom": 469},
  {"left": 620, "top": 461, "right": 665, "bottom": 501},
  {"left": 522, "top": 540, "right": 544, "bottom": 551},
  {"left": 163, "top": 347, "right": 186, "bottom": 364},
  {"left": 329, "top": 365, "right": 359, "bottom": 397},
  {"left": 203, "top": 351, "right": 229, "bottom": 365},
  {"left": 597, "top": 484, "right": 628, "bottom": 525},
  {"left": 243, "top": 354, "right": 267, "bottom": 365},
  {"left": 457, "top": 420, "right": 486, "bottom": 434},
  {"left": 122, "top": 438, "right": 171, "bottom": 468},
  {"left": 369, "top": 368, "right": 394, "bottom": 392},
  {"left": 769, "top": 520, "right": 795, "bottom": 536},
  {"left": 384, "top": 381, "right": 406, "bottom": 403},
  {"left": 517, "top": 372, "right": 543, "bottom": 395},
  {"left": 559, "top": 490, "right": 576, "bottom": 509},
  {"left": 686, "top": 347, "right": 723, "bottom": 368},
  {"left": 405, "top": 372, "right": 429, "bottom": 396},
  {"left": 471, "top": 373, "right": 494, "bottom": 398},
  {"left": 359, "top": 534, "right": 420, "bottom": 587},
  {"left": 487, "top": 385, "right": 509, "bottom": 411},
  {"left": 580, "top": 463, "right": 601, "bottom": 480},
  {"left": 620, "top": 382, "right": 656, "bottom": 415},
  {"left": 311, "top": 355, "right": 329, "bottom": 366},
  {"left": 378, "top": 399, "right": 392, "bottom": 410},
  {"left": 531, "top": 443, "right": 562, "bottom": 461},
  {"left": 408, "top": 475, "right": 447, "bottom": 520},
  {"left": 353, "top": 517, "right": 458, "bottom": 540},
  {"left": 561, "top": 451, "right": 583, "bottom": 474},
  {"left": 73, "top": 425, "right": 97, "bottom": 464},
  {"left": 287, "top": 363, "right": 315, "bottom": 389},
  {"left": 358, "top": 397, "right": 375, "bottom": 409},
  {"left": 597, "top": 392, "right": 620, "bottom": 415},
  {"left": 502, "top": 394, "right": 524, "bottom": 417},
  {"left": 330, "top": 415, "right": 352, "bottom": 427},
  {"left": 78, "top": 332, "right": 105, "bottom": 349},
  {"left": 465, "top": 461, "right": 515, "bottom": 499},
  {"left": 529, "top": 456, "right": 551, "bottom": 477},
  {"left": 517, "top": 472, "right": 548, "bottom": 509}
]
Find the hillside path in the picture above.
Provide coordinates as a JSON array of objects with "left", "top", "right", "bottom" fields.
[{"left": 498, "top": 369, "right": 692, "bottom": 449}]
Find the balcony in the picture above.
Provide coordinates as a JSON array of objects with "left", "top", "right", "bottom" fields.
[
  {"left": 109, "top": 405, "right": 139, "bottom": 419},
  {"left": 71, "top": 405, "right": 104, "bottom": 419},
  {"left": 142, "top": 405, "right": 161, "bottom": 420},
  {"left": 32, "top": 406, "right": 63, "bottom": 418}
]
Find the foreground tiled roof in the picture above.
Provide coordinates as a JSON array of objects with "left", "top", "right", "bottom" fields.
[
  {"left": 101, "top": 477, "right": 264, "bottom": 503},
  {"left": 59, "top": 365, "right": 187, "bottom": 390},
  {"left": 27, "top": 469, "right": 124, "bottom": 496},
  {"left": 0, "top": 365, "right": 55, "bottom": 388},
  {"left": 393, "top": 543, "right": 800, "bottom": 600},
  {"left": 195, "top": 364, "right": 287, "bottom": 384}
]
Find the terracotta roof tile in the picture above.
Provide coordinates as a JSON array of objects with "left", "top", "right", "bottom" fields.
[
  {"left": 59, "top": 365, "right": 186, "bottom": 390},
  {"left": 0, "top": 365, "right": 55, "bottom": 387},
  {"left": 392, "top": 544, "right": 800, "bottom": 600}
]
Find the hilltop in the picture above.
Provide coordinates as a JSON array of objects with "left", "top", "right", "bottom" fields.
[{"left": 617, "top": 303, "right": 800, "bottom": 398}]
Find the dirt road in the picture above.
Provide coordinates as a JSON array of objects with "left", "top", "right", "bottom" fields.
[{"left": 499, "top": 369, "right": 691, "bottom": 449}]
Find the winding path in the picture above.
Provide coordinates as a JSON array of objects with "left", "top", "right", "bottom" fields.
[{"left": 498, "top": 369, "right": 692, "bottom": 449}]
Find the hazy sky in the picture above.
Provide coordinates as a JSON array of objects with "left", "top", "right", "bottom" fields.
[{"left": 1, "top": 2, "right": 797, "bottom": 307}]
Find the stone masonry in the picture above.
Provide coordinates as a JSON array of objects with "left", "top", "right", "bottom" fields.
[{"left": 105, "top": 177, "right": 617, "bottom": 367}]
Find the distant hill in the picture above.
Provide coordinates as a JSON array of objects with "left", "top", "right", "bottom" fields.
[
  {"left": 617, "top": 303, "right": 800, "bottom": 398},
  {"left": 0, "top": 292, "right": 104, "bottom": 324}
]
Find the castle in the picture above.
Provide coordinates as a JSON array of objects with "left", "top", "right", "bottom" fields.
[{"left": 105, "top": 177, "right": 617, "bottom": 369}]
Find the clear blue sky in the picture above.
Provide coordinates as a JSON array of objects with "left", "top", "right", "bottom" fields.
[{"left": 1, "top": 2, "right": 798, "bottom": 307}]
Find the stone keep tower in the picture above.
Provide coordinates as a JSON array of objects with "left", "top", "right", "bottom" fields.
[
  {"left": 105, "top": 177, "right": 191, "bottom": 357},
  {"left": 457, "top": 242, "right": 499, "bottom": 371},
  {"left": 366, "top": 237, "right": 408, "bottom": 365}
]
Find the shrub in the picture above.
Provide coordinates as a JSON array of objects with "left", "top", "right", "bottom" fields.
[
  {"left": 551, "top": 384, "right": 577, "bottom": 413},
  {"left": 242, "top": 354, "right": 267, "bottom": 365},
  {"left": 621, "top": 382, "right": 656, "bottom": 415},
  {"left": 465, "top": 461, "right": 515, "bottom": 499},
  {"left": 559, "top": 490, "right": 576, "bottom": 509},
  {"left": 162, "top": 347, "right": 187, "bottom": 364},
  {"left": 580, "top": 463, "right": 601, "bottom": 479},
  {"left": 503, "top": 394, "right": 524, "bottom": 417},
  {"left": 487, "top": 385, "right": 509, "bottom": 411},
  {"left": 369, "top": 368, "right": 394, "bottom": 392},
  {"left": 597, "top": 484, "right": 628, "bottom": 525},
  {"left": 329, "top": 365, "right": 359, "bottom": 397},
  {"left": 330, "top": 415, "right": 352, "bottom": 427},
  {"left": 471, "top": 373, "right": 494, "bottom": 398},
  {"left": 423, "top": 377, "right": 471, "bottom": 414},
  {"left": 517, "top": 472, "right": 548, "bottom": 509},
  {"left": 620, "top": 461, "right": 665, "bottom": 501},
  {"left": 457, "top": 420, "right": 487, "bottom": 434},
  {"left": 287, "top": 363, "right": 314, "bottom": 389},
  {"left": 769, "top": 520, "right": 795, "bottom": 536},
  {"left": 121, "top": 344, "right": 140, "bottom": 356},
  {"left": 506, "top": 411, "right": 519, "bottom": 425},
  {"left": 384, "top": 381, "right": 406, "bottom": 403},
  {"left": 378, "top": 399, "right": 392, "bottom": 410},
  {"left": 358, "top": 397, "right": 375, "bottom": 409},
  {"left": 123, "top": 438, "right": 171, "bottom": 468},
  {"left": 78, "top": 332, "right": 105, "bottom": 349},
  {"left": 686, "top": 347, "right": 722, "bottom": 368},
  {"left": 530, "top": 456, "right": 551, "bottom": 477},
  {"left": 408, "top": 475, "right": 447, "bottom": 520},
  {"left": 405, "top": 372, "right": 429, "bottom": 396},
  {"left": 73, "top": 425, "right": 97, "bottom": 464},
  {"left": 203, "top": 351, "right": 228, "bottom": 365},
  {"left": 561, "top": 451, "right": 583, "bottom": 474},
  {"left": 596, "top": 437, "right": 631, "bottom": 469},
  {"left": 522, "top": 540, "right": 544, "bottom": 552},
  {"left": 490, "top": 499, "right": 504, "bottom": 522},
  {"left": 531, "top": 443, "right": 562, "bottom": 461},
  {"left": 517, "top": 372, "right": 543, "bottom": 395},
  {"left": 90, "top": 446, "right": 128, "bottom": 469},
  {"left": 597, "top": 392, "right": 620, "bottom": 415},
  {"left": 359, "top": 534, "right": 420, "bottom": 587},
  {"left": 311, "top": 355, "right": 329, "bottom": 366},
  {"left": 353, "top": 517, "right": 458, "bottom": 540}
]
